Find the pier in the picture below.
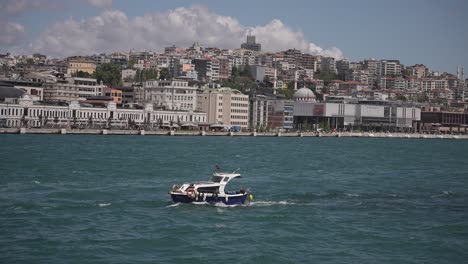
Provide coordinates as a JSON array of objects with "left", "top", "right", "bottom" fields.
[{"left": 1, "top": 127, "right": 467, "bottom": 139}]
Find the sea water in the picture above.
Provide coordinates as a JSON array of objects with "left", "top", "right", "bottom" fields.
[{"left": 1, "top": 135, "right": 467, "bottom": 263}]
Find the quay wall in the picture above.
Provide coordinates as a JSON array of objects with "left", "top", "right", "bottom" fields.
[{"left": 1, "top": 128, "right": 468, "bottom": 139}]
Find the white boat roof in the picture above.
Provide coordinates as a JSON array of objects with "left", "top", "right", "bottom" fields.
[{"left": 213, "top": 172, "right": 242, "bottom": 179}]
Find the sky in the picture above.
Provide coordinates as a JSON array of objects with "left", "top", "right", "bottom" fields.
[{"left": 1, "top": 0, "right": 467, "bottom": 74}]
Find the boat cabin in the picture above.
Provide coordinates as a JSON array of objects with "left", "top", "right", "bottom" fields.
[{"left": 180, "top": 172, "right": 242, "bottom": 195}]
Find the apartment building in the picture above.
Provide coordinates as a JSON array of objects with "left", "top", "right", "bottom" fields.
[
  {"left": 43, "top": 77, "right": 105, "bottom": 102},
  {"left": 67, "top": 57, "right": 96, "bottom": 75},
  {"left": 196, "top": 87, "right": 249, "bottom": 129},
  {"left": 144, "top": 79, "right": 197, "bottom": 111}
]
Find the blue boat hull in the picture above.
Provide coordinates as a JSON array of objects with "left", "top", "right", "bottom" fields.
[{"left": 171, "top": 193, "right": 248, "bottom": 205}]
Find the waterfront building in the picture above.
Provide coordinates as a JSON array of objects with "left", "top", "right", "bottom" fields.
[
  {"left": 292, "top": 87, "right": 421, "bottom": 131},
  {"left": 144, "top": 79, "right": 197, "bottom": 111},
  {"left": 419, "top": 106, "right": 468, "bottom": 133},
  {"left": 249, "top": 94, "right": 269, "bottom": 129},
  {"left": 267, "top": 98, "right": 294, "bottom": 131},
  {"left": 196, "top": 87, "right": 249, "bottom": 129},
  {"left": 0, "top": 95, "right": 207, "bottom": 128}
]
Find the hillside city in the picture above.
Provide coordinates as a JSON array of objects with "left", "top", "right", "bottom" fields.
[{"left": 1, "top": 35, "right": 467, "bottom": 134}]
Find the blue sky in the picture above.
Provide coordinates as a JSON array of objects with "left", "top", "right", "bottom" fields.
[{"left": 1, "top": 0, "right": 467, "bottom": 74}]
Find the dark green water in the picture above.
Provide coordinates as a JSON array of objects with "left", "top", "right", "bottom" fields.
[{"left": 1, "top": 135, "right": 467, "bottom": 263}]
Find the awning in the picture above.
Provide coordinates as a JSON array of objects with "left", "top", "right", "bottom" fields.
[{"left": 181, "top": 123, "right": 198, "bottom": 127}]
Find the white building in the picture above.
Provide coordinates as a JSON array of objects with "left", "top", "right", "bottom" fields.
[
  {"left": 43, "top": 77, "right": 106, "bottom": 103},
  {"left": 122, "top": 69, "right": 137, "bottom": 82},
  {"left": 196, "top": 87, "right": 249, "bottom": 129},
  {"left": 0, "top": 95, "right": 206, "bottom": 128},
  {"left": 144, "top": 79, "right": 198, "bottom": 111},
  {"left": 249, "top": 94, "right": 269, "bottom": 129},
  {"left": 378, "top": 60, "right": 402, "bottom": 76},
  {"left": 320, "top": 57, "right": 337, "bottom": 74},
  {"left": 292, "top": 87, "right": 420, "bottom": 130}
]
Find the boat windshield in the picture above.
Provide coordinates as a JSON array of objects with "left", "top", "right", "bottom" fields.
[{"left": 209, "top": 176, "right": 223, "bottom": 183}]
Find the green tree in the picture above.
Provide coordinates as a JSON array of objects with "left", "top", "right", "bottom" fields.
[
  {"left": 231, "top": 66, "right": 239, "bottom": 79},
  {"left": 240, "top": 64, "right": 254, "bottom": 80},
  {"left": 159, "top": 68, "right": 171, "bottom": 80},
  {"left": 128, "top": 58, "right": 137, "bottom": 69},
  {"left": 416, "top": 93, "right": 429, "bottom": 103},
  {"left": 93, "top": 63, "right": 122, "bottom": 87},
  {"left": 314, "top": 71, "right": 339, "bottom": 85},
  {"left": 276, "top": 84, "right": 295, "bottom": 99},
  {"left": 72, "top": 70, "right": 92, "bottom": 78},
  {"left": 396, "top": 94, "right": 407, "bottom": 101}
]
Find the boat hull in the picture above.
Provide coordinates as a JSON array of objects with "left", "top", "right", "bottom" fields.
[{"left": 170, "top": 193, "right": 248, "bottom": 205}]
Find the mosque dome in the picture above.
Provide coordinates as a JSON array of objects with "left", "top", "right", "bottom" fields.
[{"left": 293, "top": 87, "right": 316, "bottom": 102}]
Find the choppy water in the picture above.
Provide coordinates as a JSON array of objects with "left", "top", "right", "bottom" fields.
[{"left": 1, "top": 135, "right": 467, "bottom": 263}]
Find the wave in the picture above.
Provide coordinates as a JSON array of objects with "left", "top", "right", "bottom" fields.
[
  {"left": 431, "top": 191, "right": 462, "bottom": 198},
  {"left": 214, "top": 202, "right": 242, "bottom": 208},
  {"left": 249, "top": 200, "right": 309, "bottom": 207},
  {"left": 97, "top": 203, "right": 112, "bottom": 207}
]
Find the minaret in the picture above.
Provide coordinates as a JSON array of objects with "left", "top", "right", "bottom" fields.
[
  {"left": 457, "top": 66, "right": 460, "bottom": 79},
  {"left": 294, "top": 70, "right": 298, "bottom": 91},
  {"left": 273, "top": 67, "right": 277, "bottom": 95}
]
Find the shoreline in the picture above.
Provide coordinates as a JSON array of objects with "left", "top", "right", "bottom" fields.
[{"left": 1, "top": 128, "right": 467, "bottom": 139}]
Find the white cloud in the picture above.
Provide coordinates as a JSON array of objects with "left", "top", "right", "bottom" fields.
[
  {"left": 29, "top": 6, "right": 344, "bottom": 59},
  {"left": 0, "top": 0, "right": 48, "bottom": 15},
  {"left": 87, "top": 0, "right": 113, "bottom": 8},
  {"left": 0, "top": 20, "right": 25, "bottom": 46}
]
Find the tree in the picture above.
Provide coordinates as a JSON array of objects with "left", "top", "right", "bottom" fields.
[
  {"left": 314, "top": 71, "right": 339, "bottom": 85},
  {"left": 240, "top": 64, "right": 254, "bottom": 80},
  {"left": 159, "top": 68, "right": 171, "bottom": 80},
  {"left": 93, "top": 63, "right": 122, "bottom": 87},
  {"left": 276, "top": 84, "right": 295, "bottom": 99},
  {"left": 416, "top": 93, "right": 429, "bottom": 103},
  {"left": 231, "top": 66, "right": 239, "bottom": 79},
  {"left": 72, "top": 70, "right": 92, "bottom": 78},
  {"left": 128, "top": 58, "right": 137, "bottom": 68},
  {"left": 396, "top": 94, "right": 407, "bottom": 101}
]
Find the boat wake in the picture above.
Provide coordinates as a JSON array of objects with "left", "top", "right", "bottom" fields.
[{"left": 249, "top": 200, "right": 312, "bottom": 207}]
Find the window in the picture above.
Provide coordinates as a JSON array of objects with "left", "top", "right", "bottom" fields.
[{"left": 209, "top": 176, "right": 223, "bottom": 183}]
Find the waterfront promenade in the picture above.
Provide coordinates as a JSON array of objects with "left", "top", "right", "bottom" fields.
[{"left": 1, "top": 127, "right": 467, "bottom": 139}]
